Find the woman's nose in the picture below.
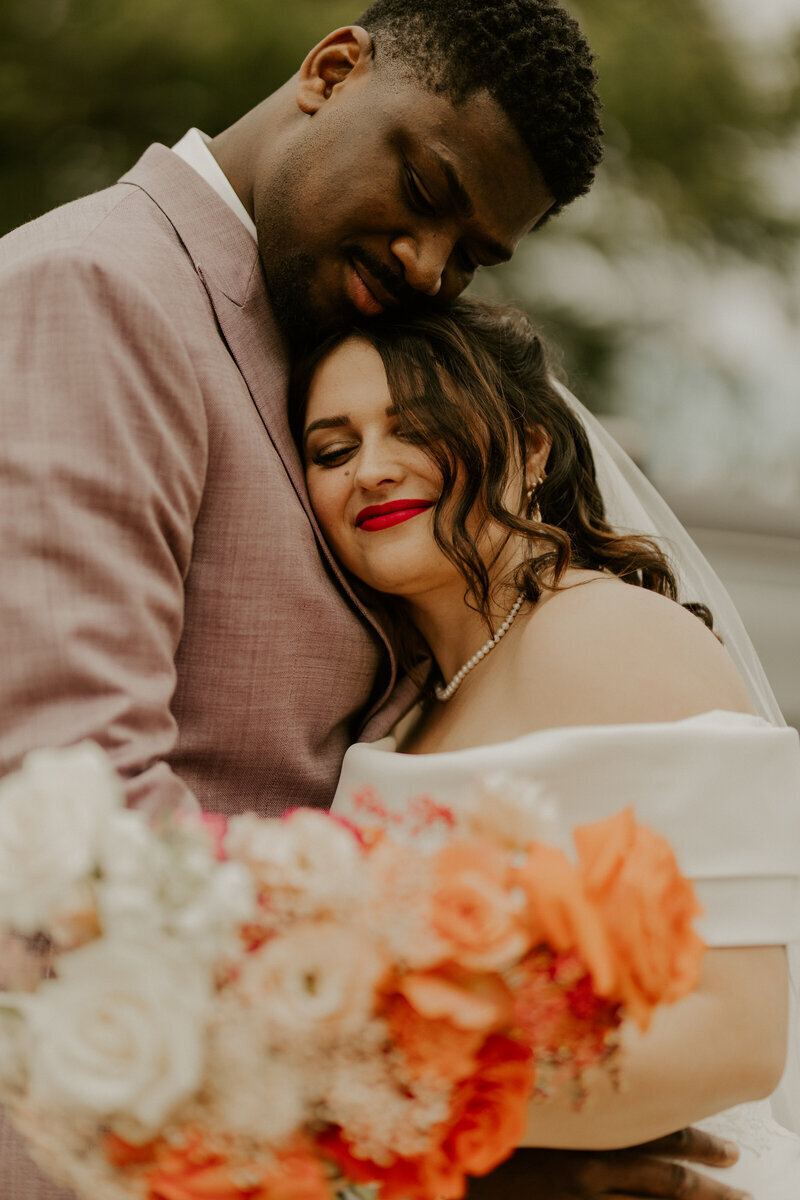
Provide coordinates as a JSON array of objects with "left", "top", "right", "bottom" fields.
[
  {"left": 353, "top": 442, "right": 407, "bottom": 491},
  {"left": 389, "top": 231, "right": 448, "bottom": 296}
]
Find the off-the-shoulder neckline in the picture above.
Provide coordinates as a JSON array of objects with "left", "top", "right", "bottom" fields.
[{"left": 353, "top": 708, "right": 777, "bottom": 763}]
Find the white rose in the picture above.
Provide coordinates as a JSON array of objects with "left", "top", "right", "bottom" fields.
[
  {"left": 94, "top": 809, "right": 168, "bottom": 931},
  {"left": 0, "top": 742, "right": 123, "bottom": 933},
  {"left": 97, "top": 807, "right": 159, "bottom": 884},
  {"left": 21, "top": 933, "right": 211, "bottom": 1135}
]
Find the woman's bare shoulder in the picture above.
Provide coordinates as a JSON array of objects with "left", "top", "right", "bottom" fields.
[{"left": 515, "top": 571, "right": 755, "bottom": 726}]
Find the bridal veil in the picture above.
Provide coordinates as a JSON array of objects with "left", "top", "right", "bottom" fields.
[{"left": 554, "top": 380, "right": 800, "bottom": 1135}]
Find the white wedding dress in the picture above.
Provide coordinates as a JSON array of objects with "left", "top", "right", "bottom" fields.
[{"left": 332, "top": 709, "right": 800, "bottom": 1196}]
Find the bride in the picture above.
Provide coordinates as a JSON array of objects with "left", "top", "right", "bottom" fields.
[{"left": 293, "top": 297, "right": 800, "bottom": 1197}]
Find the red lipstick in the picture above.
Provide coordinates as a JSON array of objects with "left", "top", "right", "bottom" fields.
[{"left": 356, "top": 499, "right": 434, "bottom": 532}]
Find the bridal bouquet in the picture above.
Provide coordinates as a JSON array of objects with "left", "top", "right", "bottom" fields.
[{"left": 0, "top": 743, "right": 705, "bottom": 1200}]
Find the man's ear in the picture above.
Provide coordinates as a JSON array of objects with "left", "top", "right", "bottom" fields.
[{"left": 296, "top": 26, "right": 374, "bottom": 115}]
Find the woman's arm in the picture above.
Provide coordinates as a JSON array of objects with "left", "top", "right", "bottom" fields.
[
  {"left": 520, "top": 945, "right": 789, "bottom": 1149},
  {"left": 504, "top": 579, "right": 789, "bottom": 1145}
]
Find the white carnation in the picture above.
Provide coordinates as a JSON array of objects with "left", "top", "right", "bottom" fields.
[
  {"left": 225, "top": 809, "right": 364, "bottom": 916},
  {"left": 167, "top": 860, "right": 255, "bottom": 962},
  {"left": 0, "top": 742, "right": 123, "bottom": 933},
  {"left": 96, "top": 813, "right": 255, "bottom": 961},
  {"left": 21, "top": 933, "right": 211, "bottom": 1135}
]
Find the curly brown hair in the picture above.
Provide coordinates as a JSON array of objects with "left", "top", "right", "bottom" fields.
[{"left": 291, "top": 298, "right": 713, "bottom": 677}]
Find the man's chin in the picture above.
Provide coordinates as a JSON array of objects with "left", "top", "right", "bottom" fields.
[
  {"left": 263, "top": 254, "right": 441, "bottom": 357},
  {"left": 261, "top": 253, "right": 329, "bottom": 356}
]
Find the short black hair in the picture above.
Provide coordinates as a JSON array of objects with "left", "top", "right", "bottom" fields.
[{"left": 356, "top": 0, "right": 602, "bottom": 218}]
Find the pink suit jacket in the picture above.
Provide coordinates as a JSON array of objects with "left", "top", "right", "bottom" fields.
[{"left": 0, "top": 146, "right": 417, "bottom": 1196}]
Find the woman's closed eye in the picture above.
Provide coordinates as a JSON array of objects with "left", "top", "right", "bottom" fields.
[{"left": 309, "top": 441, "right": 359, "bottom": 468}]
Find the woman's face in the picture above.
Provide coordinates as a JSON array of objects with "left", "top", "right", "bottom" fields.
[{"left": 302, "top": 337, "right": 456, "bottom": 600}]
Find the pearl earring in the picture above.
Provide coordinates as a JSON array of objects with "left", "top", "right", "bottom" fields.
[{"left": 526, "top": 474, "right": 544, "bottom": 519}]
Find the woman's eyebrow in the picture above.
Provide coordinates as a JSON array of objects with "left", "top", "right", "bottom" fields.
[
  {"left": 304, "top": 405, "right": 398, "bottom": 445},
  {"left": 303, "top": 415, "right": 349, "bottom": 444}
]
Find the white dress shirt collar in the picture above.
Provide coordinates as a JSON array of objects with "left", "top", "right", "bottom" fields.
[{"left": 171, "top": 128, "right": 257, "bottom": 242}]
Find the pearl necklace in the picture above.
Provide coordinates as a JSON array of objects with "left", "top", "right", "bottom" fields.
[{"left": 434, "top": 593, "right": 526, "bottom": 702}]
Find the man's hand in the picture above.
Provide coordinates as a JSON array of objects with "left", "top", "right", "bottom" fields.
[{"left": 466, "top": 1128, "right": 752, "bottom": 1198}]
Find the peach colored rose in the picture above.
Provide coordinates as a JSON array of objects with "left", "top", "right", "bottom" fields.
[
  {"left": 514, "top": 843, "right": 616, "bottom": 997},
  {"left": 574, "top": 808, "right": 705, "bottom": 1030},
  {"left": 397, "top": 968, "right": 512, "bottom": 1033},
  {"left": 238, "top": 920, "right": 386, "bottom": 1044},
  {"left": 430, "top": 841, "right": 530, "bottom": 971}
]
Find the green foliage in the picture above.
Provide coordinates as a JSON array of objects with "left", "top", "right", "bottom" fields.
[
  {"left": 2, "top": 0, "right": 799, "bottom": 437},
  {"left": 472, "top": 0, "right": 800, "bottom": 416},
  {"left": 3, "top": 0, "right": 798, "bottom": 247},
  {"left": 0, "top": 0, "right": 353, "bottom": 232},
  {"left": 573, "top": 0, "right": 800, "bottom": 247}
]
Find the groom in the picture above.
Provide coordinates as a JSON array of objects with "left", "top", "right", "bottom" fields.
[{"left": 0, "top": 1, "right": 742, "bottom": 1197}]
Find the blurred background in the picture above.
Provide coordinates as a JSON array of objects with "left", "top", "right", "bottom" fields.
[{"left": 2, "top": 0, "right": 798, "bottom": 724}]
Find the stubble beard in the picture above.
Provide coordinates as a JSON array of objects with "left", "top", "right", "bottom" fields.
[{"left": 260, "top": 248, "right": 325, "bottom": 357}]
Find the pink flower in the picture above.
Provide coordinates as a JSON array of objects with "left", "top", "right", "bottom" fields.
[{"left": 198, "top": 813, "right": 229, "bottom": 861}]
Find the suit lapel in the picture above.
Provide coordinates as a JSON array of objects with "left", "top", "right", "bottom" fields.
[{"left": 119, "top": 145, "right": 405, "bottom": 717}]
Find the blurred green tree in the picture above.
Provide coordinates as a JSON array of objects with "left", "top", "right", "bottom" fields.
[
  {"left": 580, "top": 0, "right": 800, "bottom": 246},
  {"left": 480, "top": 0, "right": 800, "bottom": 414},
  {"left": 2, "top": 0, "right": 799, "bottom": 433},
  {"left": 0, "top": 0, "right": 353, "bottom": 232},
  {"left": 3, "top": 0, "right": 797, "bottom": 243}
]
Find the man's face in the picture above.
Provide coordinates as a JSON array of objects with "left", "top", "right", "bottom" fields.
[{"left": 253, "top": 73, "right": 553, "bottom": 350}]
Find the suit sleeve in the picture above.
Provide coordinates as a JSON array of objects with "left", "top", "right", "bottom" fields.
[{"left": 0, "top": 247, "right": 208, "bottom": 812}]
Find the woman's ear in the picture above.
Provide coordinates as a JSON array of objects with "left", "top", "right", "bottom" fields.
[
  {"left": 524, "top": 427, "right": 553, "bottom": 492},
  {"left": 296, "top": 26, "right": 374, "bottom": 115}
]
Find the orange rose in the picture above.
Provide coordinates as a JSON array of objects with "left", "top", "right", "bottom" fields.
[
  {"left": 317, "top": 1129, "right": 438, "bottom": 1200},
  {"left": 514, "top": 843, "right": 616, "bottom": 997},
  {"left": 386, "top": 989, "right": 487, "bottom": 1083},
  {"left": 318, "top": 1038, "right": 533, "bottom": 1200},
  {"left": 575, "top": 808, "right": 706, "bottom": 1030},
  {"left": 104, "top": 1132, "right": 160, "bottom": 1168},
  {"left": 143, "top": 1132, "right": 332, "bottom": 1200},
  {"left": 440, "top": 1035, "right": 535, "bottom": 1178},
  {"left": 431, "top": 840, "right": 530, "bottom": 971},
  {"left": 258, "top": 1146, "right": 334, "bottom": 1200}
]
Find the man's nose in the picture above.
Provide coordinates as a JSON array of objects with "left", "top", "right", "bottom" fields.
[{"left": 389, "top": 231, "right": 449, "bottom": 296}]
